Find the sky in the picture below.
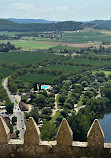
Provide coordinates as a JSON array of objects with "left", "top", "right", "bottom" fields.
[{"left": 0, "top": 0, "right": 111, "bottom": 21}]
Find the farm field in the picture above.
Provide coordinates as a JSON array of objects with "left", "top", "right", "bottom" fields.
[
  {"left": 35, "top": 30, "right": 111, "bottom": 44},
  {"left": 46, "top": 64, "right": 83, "bottom": 72},
  {"left": 0, "top": 67, "right": 14, "bottom": 77},
  {"left": 18, "top": 73, "right": 56, "bottom": 84},
  {"left": 0, "top": 52, "right": 57, "bottom": 65},
  {"left": 0, "top": 40, "right": 57, "bottom": 50},
  {"left": 93, "top": 70, "right": 111, "bottom": 77},
  {"left": 61, "top": 31, "right": 111, "bottom": 44},
  {"left": 69, "top": 58, "right": 111, "bottom": 67},
  {"left": 53, "top": 45, "right": 80, "bottom": 51}
]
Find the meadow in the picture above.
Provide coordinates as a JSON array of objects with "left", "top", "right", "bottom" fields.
[
  {"left": 0, "top": 40, "right": 57, "bottom": 50},
  {"left": 93, "top": 70, "right": 111, "bottom": 77},
  {"left": 18, "top": 73, "right": 56, "bottom": 84},
  {"left": 0, "top": 52, "right": 57, "bottom": 65}
]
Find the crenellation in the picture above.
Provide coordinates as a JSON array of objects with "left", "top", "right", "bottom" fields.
[
  {"left": 87, "top": 119, "right": 104, "bottom": 148},
  {"left": 0, "top": 117, "right": 10, "bottom": 144},
  {"left": 0, "top": 117, "right": 111, "bottom": 157},
  {"left": 24, "top": 117, "right": 40, "bottom": 145},
  {"left": 56, "top": 118, "right": 73, "bottom": 146}
]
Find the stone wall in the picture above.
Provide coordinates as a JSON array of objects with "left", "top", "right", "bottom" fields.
[{"left": 0, "top": 116, "right": 111, "bottom": 158}]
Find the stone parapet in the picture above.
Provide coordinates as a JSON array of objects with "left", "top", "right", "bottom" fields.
[{"left": 0, "top": 117, "right": 111, "bottom": 158}]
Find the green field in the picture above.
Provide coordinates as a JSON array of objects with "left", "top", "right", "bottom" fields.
[
  {"left": 36, "top": 31, "right": 111, "bottom": 44},
  {"left": 53, "top": 45, "right": 80, "bottom": 51},
  {"left": 0, "top": 67, "right": 14, "bottom": 77},
  {"left": 1, "top": 30, "right": 111, "bottom": 45},
  {"left": 93, "top": 70, "right": 111, "bottom": 77},
  {"left": 61, "top": 31, "right": 111, "bottom": 44},
  {"left": 0, "top": 52, "right": 57, "bottom": 65},
  {"left": 69, "top": 58, "right": 111, "bottom": 66},
  {"left": 46, "top": 64, "right": 82, "bottom": 72},
  {"left": 0, "top": 40, "right": 57, "bottom": 50},
  {"left": 18, "top": 73, "right": 56, "bottom": 84}
]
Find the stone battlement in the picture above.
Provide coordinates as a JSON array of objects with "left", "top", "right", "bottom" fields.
[{"left": 0, "top": 117, "right": 111, "bottom": 158}]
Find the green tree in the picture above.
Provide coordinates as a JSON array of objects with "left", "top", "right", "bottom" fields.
[
  {"left": 42, "top": 108, "right": 52, "bottom": 115},
  {"left": 35, "top": 95, "right": 45, "bottom": 108},
  {"left": 12, "top": 116, "right": 17, "bottom": 125},
  {"left": 41, "top": 122, "right": 57, "bottom": 141},
  {"left": 6, "top": 103, "right": 13, "bottom": 114},
  {"left": 16, "top": 130, "right": 20, "bottom": 138},
  {"left": 29, "top": 108, "right": 39, "bottom": 124},
  {"left": 59, "top": 94, "right": 66, "bottom": 105},
  {"left": 81, "top": 81, "right": 88, "bottom": 87},
  {"left": 64, "top": 103, "right": 72, "bottom": 109}
]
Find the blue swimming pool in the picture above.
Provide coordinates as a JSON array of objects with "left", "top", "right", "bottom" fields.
[{"left": 41, "top": 85, "right": 49, "bottom": 90}]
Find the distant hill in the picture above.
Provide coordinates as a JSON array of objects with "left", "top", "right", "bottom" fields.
[
  {"left": 0, "top": 19, "right": 83, "bottom": 32},
  {"left": 1, "top": 19, "right": 111, "bottom": 32},
  {"left": 7, "top": 18, "right": 58, "bottom": 24},
  {"left": 83, "top": 20, "right": 111, "bottom": 30}
]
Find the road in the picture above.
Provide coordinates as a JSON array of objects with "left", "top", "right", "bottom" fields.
[
  {"left": 51, "top": 94, "right": 58, "bottom": 117},
  {"left": 2, "top": 78, "right": 25, "bottom": 140}
]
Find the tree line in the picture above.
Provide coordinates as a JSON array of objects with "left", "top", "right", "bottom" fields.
[{"left": 0, "top": 19, "right": 83, "bottom": 32}]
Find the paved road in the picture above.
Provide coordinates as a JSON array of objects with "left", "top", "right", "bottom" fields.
[
  {"left": 51, "top": 94, "right": 58, "bottom": 117},
  {"left": 2, "top": 78, "right": 25, "bottom": 140}
]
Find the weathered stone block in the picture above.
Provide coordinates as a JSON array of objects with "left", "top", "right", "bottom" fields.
[
  {"left": 56, "top": 118, "right": 73, "bottom": 146},
  {"left": 87, "top": 119, "right": 104, "bottom": 148},
  {"left": 24, "top": 117, "right": 40, "bottom": 145},
  {"left": 0, "top": 117, "right": 10, "bottom": 144}
]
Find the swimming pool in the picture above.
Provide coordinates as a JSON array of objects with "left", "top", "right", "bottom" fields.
[{"left": 41, "top": 85, "right": 49, "bottom": 90}]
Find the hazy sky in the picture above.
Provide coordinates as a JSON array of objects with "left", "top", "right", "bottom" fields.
[{"left": 1, "top": 0, "right": 111, "bottom": 21}]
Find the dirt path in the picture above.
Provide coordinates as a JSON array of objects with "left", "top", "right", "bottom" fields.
[{"left": 75, "top": 105, "right": 85, "bottom": 114}]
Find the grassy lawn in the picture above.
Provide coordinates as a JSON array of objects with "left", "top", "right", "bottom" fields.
[
  {"left": 56, "top": 94, "right": 60, "bottom": 107},
  {"left": 0, "top": 51, "right": 57, "bottom": 65},
  {"left": 68, "top": 91, "right": 72, "bottom": 98},
  {"left": 93, "top": 70, "right": 111, "bottom": 77},
  {"left": 50, "top": 111, "right": 60, "bottom": 124},
  {"left": 18, "top": 73, "right": 56, "bottom": 84},
  {"left": 0, "top": 40, "right": 57, "bottom": 50},
  {"left": 77, "top": 94, "right": 84, "bottom": 108}
]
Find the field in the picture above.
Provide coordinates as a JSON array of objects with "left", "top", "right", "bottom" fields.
[
  {"left": 69, "top": 58, "right": 111, "bottom": 67},
  {"left": 18, "top": 73, "right": 56, "bottom": 84},
  {"left": 0, "top": 40, "right": 57, "bottom": 50},
  {"left": 0, "top": 67, "right": 14, "bottom": 77},
  {"left": 53, "top": 45, "right": 80, "bottom": 51},
  {"left": 93, "top": 70, "right": 111, "bottom": 77},
  {"left": 1, "top": 30, "right": 111, "bottom": 50},
  {"left": 0, "top": 52, "right": 57, "bottom": 65},
  {"left": 46, "top": 64, "right": 83, "bottom": 72},
  {"left": 35, "top": 30, "right": 111, "bottom": 44}
]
